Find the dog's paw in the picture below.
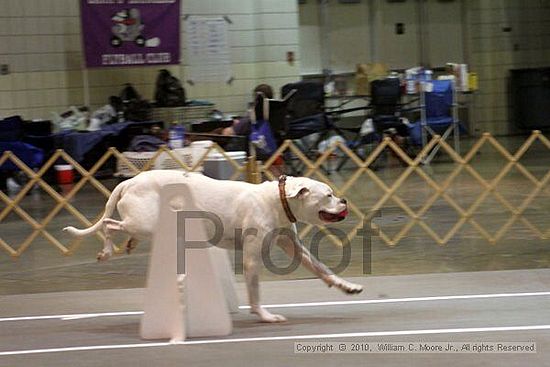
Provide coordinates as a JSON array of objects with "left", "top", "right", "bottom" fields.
[
  {"left": 261, "top": 313, "right": 287, "bottom": 323},
  {"left": 126, "top": 239, "right": 137, "bottom": 254},
  {"left": 251, "top": 307, "right": 287, "bottom": 323},
  {"left": 342, "top": 282, "right": 363, "bottom": 295},
  {"left": 96, "top": 249, "right": 112, "bottom": 262},
  {"left": 327, "top": 275, "right": 363, "bottom": 295}
]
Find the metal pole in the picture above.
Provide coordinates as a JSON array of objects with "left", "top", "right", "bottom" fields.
[
  {"left": 420, "top": 85, "right": 427, "bottom": 149},
  {"left": 452, "top": 79, "right": 460, "bottom": 154}
]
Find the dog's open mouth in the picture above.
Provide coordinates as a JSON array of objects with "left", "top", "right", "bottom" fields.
[{"left": 319, "top": 209, "right": 348, "bottom": 223}]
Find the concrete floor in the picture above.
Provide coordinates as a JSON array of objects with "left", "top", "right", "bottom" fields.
[{"left": 1, "top": 269, "right": 549, "bottom": 366}]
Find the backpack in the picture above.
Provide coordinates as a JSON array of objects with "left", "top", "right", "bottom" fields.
[
  {"left": 154, "top": 69, "right": 186, "bottom": 107},
  {"left": 124, "top": 99, "right": 151, "bottom": 122},
  {"left": 249, "top": 119, "right": 277, "bottom": 158},
  {"left": 248, "top": 93, "right": 277, "bottom": 158},
  {"left": 118, "top": 84, "right": 151, "bottom": 122},
  {"left": 120, "top": 83, "right": 140, "bottom": 103}
]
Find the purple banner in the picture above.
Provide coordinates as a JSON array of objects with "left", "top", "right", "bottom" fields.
[{"left": 81, "top": 0, "right": 180, "bottom": 68}]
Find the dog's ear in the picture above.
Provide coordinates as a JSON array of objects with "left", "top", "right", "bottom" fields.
[{"left": 286, "top": 183, "right": 310, "bottom": 199}]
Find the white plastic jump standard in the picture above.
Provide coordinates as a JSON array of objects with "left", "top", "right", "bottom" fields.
[
  {"left": 209, "top": 246, "right": 240, "bottom": 313},
  {"left": 140, "top": 183, "right": 233, "bottom": 341}
]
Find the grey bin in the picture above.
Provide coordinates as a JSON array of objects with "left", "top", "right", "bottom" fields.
[{"left": 202, "top": 151, "right": 246, "bottom": 180}]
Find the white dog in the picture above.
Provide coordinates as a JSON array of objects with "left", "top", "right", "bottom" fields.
[{"left": 64, "top": 171, "right": 363, "bottom": 323}]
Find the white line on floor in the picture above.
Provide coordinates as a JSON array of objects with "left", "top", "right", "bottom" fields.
[
  {"left": 61, "top": 312, "right": 143, "bottom": 321},
  {"left": 1, "top": 290, "right": 549, "bottom": 323},
  {"left": 1, "top": 324, "right": 550, "bottom": 356},
  {"left": 0, "top": 311, "right": 144, "bottom": 322},
  {"left": 241, "top": 291, "right": 550, "bottom": 310}
]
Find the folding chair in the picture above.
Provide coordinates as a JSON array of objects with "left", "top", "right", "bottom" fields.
[
  {"left": 336, "top": 77, "right": 416, "bottom": 170},
  {"left": 410, "top": 79, "right": 460, "bottom": 164},
  {"left": 369, "top": 78, "right": 411, "bottom": 133},
  {"left": 281, "top": 81, "right": 334, "bottom": 144},
  {"left": 277, "top": 81, "right": 344, "bottom": 174}
]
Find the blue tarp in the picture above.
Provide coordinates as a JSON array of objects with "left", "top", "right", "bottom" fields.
[
  {"left": 0, "top": 142, "right": 44, "bottom": 171},
  {"left": 1, "top": 119, "right": 161, "bottom": 166}
]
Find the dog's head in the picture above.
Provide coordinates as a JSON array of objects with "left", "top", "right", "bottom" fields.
[
  {"left": 284, "top": 177, "right": 348, "bottom": 225},
  {"left": 112, "top": 10, "right": 128, "bottom": 23}
]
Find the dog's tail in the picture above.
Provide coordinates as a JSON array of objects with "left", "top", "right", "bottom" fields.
[{"left": 63, "top": 180, "right": 127, "bottom": 238}]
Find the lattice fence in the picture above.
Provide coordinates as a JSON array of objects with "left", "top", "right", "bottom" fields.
[
  {"left": 0, "top": 143, "right": 246, "bottom": 257},
  {"left": 1, "top": 131, "right": 549, "bottom": 257},
  {"left": 260, "top": 131, "right": 550, "bottom": 248}
]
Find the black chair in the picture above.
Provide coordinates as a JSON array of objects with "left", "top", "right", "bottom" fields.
[
  {"left": 281, "top": 81, "right": 342, "bottom": 140},
  {"left": 370, "top": 78, "right": 417, "bottom": 165},
  {"left": 281, "top": 81, "right": 324, "bottom": 123},
  {"left": 336, "top": 78, "right": 416, "bottom": 170},
  {"left": 369, "top": 78, "right": 410, "bottom": 136},
  {"left": 277, "top": 81, "right": 346, "bottom": 173}
]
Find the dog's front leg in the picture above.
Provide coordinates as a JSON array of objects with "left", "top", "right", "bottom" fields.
[
  {"left": 243, "top": 239, "right": 287, "bottom": 323},
  {"left": 277, "top": 236, "right": 363, "bottom": 295}
]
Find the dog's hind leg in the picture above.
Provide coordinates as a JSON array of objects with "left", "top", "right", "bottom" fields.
[
  {"left": 97, "top": 224, "right": 115, "bottom": 261},
  {"left": 243, "top": 245, "right": 287, "bottom": 323},
  {"left": 97, "top": 218, "right": 127, "bottom": 261},
  {"left": 103, "top": 218, "right": 125, "bottom": 231},
  {"left": 102, "top": 218, "right": 138, "bottom": 254}
]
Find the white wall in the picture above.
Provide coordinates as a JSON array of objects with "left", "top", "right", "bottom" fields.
[
  {"left": 299, "top": 0, "right": 371, "bottom": 75},
  {"left": 377, "top": 0, "right": 421, "bottom": 69},
  {"left": 467, "top": 0, "right": 550, "bottom": 135},
  {"left": 298, "top": 0, "right": 323, "bottom": 75},
  {"left": 181, "top": 0, "right": 301, "bottom": 114},
  {"left": 425, "top": 0, "right": 465, "bottom": 67},
  {"left": 0, "top": 0, "right": 83, "bottom": 119},
  {"left": 298, "top": 0, "right": 465, "bottom": 73},
  {"left": 0, "top": 0, "right": 301, "bottom": 119}
]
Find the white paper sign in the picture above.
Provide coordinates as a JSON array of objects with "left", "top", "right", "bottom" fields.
[{"left": 186, "top": 16, "right": 232, "bottom": 83}]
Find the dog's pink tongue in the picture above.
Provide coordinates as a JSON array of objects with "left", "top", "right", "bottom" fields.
[{"left": 338, "top": 209, "right": 348, "bottom": 218}]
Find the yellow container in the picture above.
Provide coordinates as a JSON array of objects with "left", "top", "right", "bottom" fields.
[{"left": 468, "top": 72, "right": 478, "bottom": 91}]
